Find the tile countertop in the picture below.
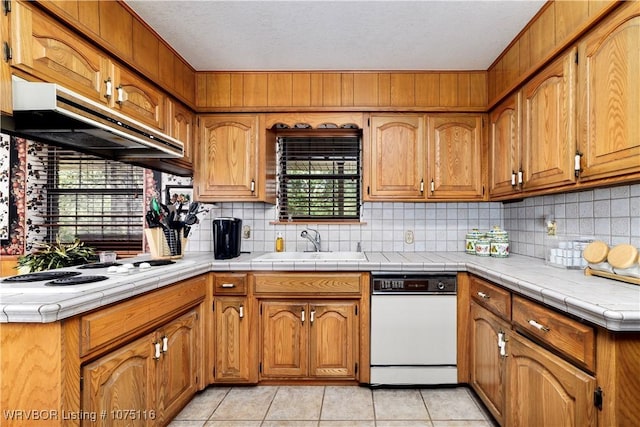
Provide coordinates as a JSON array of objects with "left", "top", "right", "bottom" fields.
[{"left": 1, "top": 252, "right": 639, "bottom": 332}]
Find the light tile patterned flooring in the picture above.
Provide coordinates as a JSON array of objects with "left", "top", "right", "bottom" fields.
[{"left": 168, "top": 386, "right": 497, "bottom": 427}]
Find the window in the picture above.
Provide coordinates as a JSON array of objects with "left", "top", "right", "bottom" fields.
[
  {"left": 278, "top": 129, "right": 361, "bottom": 222},
  {"left": 45, "top": 147, "right": 144, "bottom": 252}
]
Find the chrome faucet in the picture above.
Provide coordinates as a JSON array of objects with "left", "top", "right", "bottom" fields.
[{"left": 300, "top": 228, "right": 321, "bottom": 252}]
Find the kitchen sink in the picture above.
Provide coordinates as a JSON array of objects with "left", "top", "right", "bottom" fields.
[{"left": 253, "top": 251, "right": 367, "bottom": 262}]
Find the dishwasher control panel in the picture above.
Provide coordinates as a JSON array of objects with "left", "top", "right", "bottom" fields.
[{"left": 372, "top": 274, "right": 456, "bottom": 294}]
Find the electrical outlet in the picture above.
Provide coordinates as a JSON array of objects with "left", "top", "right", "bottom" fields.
[
  {"left": 242, "top": 225, "right": 251, "bottom": 239},
  {"left": 404, "top": 230, "right": 414, "bottom": 244}
]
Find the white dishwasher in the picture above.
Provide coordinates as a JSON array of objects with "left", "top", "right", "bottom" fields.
[{"left": 370, "top": 273, "right": 457, "bottom": 386}]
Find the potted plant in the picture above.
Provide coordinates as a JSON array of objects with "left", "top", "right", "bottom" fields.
[{"left": 17, "top": 237, "right": 96, "bottom": 273}]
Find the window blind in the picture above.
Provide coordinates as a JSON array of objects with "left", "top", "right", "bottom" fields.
[
  {"left": 45, "top": 147, "right": 144, "bottom": 252},
  {"left": 278, "top": 131, "right": 361, "bottom": 221}
]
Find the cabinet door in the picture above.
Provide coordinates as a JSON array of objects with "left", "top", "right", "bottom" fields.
[
  {"left": 112, "top": 65, "right": 165, "bottom": 131},
  {"left": 261, "top": 301, "right": 307, "bottom": 378},
  {"left": 469, "top": 302, "right": 508, "bottom": 426},
  {"left": 1, "top": 2, "right": 11, "bottom": 114},
  {"left": 10, "top": 1, "right": 111, "bottom": 103},
  {"left": 365, "top": 114, "right": 426, "bottom": 201},
  {"left": 158, "top": 308, "right": 201, "bottom": 424},
  {"left": 505, "top": 332, "right": 596, "bottom": 427},
  {"left": 489, "top": 94, "right": 521, "bottom": 198},
  {"left": 309, "top": 302, "right": 358, "bottom": 379},
  {"left": 167, "top": 99, "right": 195, "bottom": 166},
  {"left": 427, "top": 114, "right": 485, "bottom": 200},
  {"left": 195, "top": 115, "right": 260, "bottom": 201},
  {"left": 577, "top": 3, "right": 640, "bottom": 181},
  {"left": 521, "top": 48, "right": 577, "bottom": 191},
  {"left": 82, "top": 334, "right": 156, "bottom": 427},
  {"left": 214, "top": 297, "right": 254, "bottom": 382}
]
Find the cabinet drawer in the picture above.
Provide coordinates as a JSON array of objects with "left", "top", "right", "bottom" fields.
[
  {"left": 214, "top": 273, "right": 247, "bottom": 295},
  {"left": 470, "top": 276, "right": 511, "bottom": 320},
  {"left": 80, "top": 275, "right": 206, "bottom": 356},
  {"left": 253, "top": 273, "right": 362, "bottom": 295},
  {"left": 512, "top": 295, "right": 595, "bottom": 370}
]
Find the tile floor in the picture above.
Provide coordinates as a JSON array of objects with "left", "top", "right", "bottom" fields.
[{"left": 168, "top": 385, "right": 497, "bottom": 427}]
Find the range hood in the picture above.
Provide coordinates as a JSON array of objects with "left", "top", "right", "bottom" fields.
[{"left": 10, "top": 80, "right": 184, "bottom": 162}]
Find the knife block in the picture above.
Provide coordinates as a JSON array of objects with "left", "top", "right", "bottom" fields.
[{"left": 144, "top": 228, "right": 187, "bottom": 260}]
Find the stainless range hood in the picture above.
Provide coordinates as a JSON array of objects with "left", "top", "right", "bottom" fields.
[{"left": 10, "top": 80, "right": 184, "bottom": 163}]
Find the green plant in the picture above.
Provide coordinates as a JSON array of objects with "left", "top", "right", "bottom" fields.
[{"left": 17, "top": 238, "right": 96, "bottom": 272}]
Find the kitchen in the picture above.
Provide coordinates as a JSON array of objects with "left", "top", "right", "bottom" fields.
[{"left": 1, "top": 1, "right": 640, "bottom": 426}]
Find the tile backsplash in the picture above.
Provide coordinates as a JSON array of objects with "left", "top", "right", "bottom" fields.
[{"left": 185, "top": 183, "right": 639, "bottom": 259}]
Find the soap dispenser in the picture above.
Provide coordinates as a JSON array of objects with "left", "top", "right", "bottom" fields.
[{"left": 275, "top": 233, "right": 284, "bottom": 252}]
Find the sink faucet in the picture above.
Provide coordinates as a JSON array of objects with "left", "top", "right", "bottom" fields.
[{"left": 300, "top": 228, "right": 321, "bottom": 252}]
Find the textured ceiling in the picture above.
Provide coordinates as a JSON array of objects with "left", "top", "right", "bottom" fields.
[{"left": 125, "top": 0, "right": 545, "bottom": 71}]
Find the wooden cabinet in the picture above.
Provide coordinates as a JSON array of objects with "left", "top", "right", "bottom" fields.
[
  {"left": 521, "top": 48, "right": 577, "bottom": 192},
  {"left": 364, "top": 114, "right": 426, "bottom": 201},
  {"left": 195, "top": 114, "right": 275, "bottom": 203},
  {"left": 1, "top": 0, "right": 12, "bottom": 114},
  {"left": 470, "top": 301, "right": 509, "bottom": 426},
  {"left": 577, "top": 1, "right": 640, "bottom": 181},
  {"left": 10, "top": 1, "right": 111, "bottom": 104},
  {"left": 260, "top": 300, "right": 358, "bottom": 379},
  {"left": 167, "top": 99, "right": 196, "bottom": 168},
  {"left": 82, "top": 307, "right": 202, "bottom": 426},
  {"left": 213, "top": 296, "right": 257, "bottom": 383},
  {"left": 110, "top": 65, "right": 165, "bottom": 131},
  {"left": 489, "top": 93, "right": 521, "bottom": 198},
  {"left": 505, "top": 331, "right": 596, "bottom": 427},
  {"left": 426, "top": 114, "right": 485, "bottom": 200}
]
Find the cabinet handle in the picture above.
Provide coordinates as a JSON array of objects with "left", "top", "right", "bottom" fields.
[
  {"left": 310, "top": 309, "right": 315, "bottom": 324},
  {"left": 239, "top": 305, "right": 244, "bottom": 319},
  {"left": 2, "top": 42, "right": 11, "bottom": 62},
  {"left": 499, "top": 336, "right": 508, "bottom": 358},
  {"left": 116, "top": 85, "right": 124, "bottom": 104},
  {"left": 511, "top": 171, "right": 516, "bottom": 186},
  {"left": 104, "top": 78, "right": 112, "bottom": 98},
  {"left": 221, "top": 283, "right": 235, "bottom": 288},
  {"left": 518, "top": 170, "right": 523, "bottom": 185},
  {"left": 574, "top": 152, "right": 582, "bottom": 177},
  {"left": 419, "top": 179, "right": 424, "bottom": 193},
  {"left": 3, "top": 0, "right": 11, "bottom": 15},
  {"left": 528, "top": 319, "right": 550, "bottom": 332},
  {"left": 153, "top": 342, "right": 161, "bottom": 360},
  {"left": 162, "top": 336, "right": 168, "bottom": 353},
  {"left": 301, "top": 309, "right": 305, "bottom": 324},
  {"left": 250, "top": 180, "right": 255, "bottom": 193},
  {"left": 477, "top": 291, "right": 490, "bottom": 299},
  {"left": 430, "top": 179, "right": 435, "bottom": 193},
  {"left": 497, "top": 331, "right": 505, "bottom": 348}
]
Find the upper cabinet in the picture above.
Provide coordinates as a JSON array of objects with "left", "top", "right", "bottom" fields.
[
  {"left": 426, "top": 114, "right": 485, "bottom": 200},
  {"left": 577, "top": 1, "right": 640, "bottom": 182},
  {"left": 194, "top": 114, "right": 275, "bottom": 203},
  {"left": 111, "top": 64, "right": 166, "bottom": 131},
  {"left": 1, "top": 1, "right": 12, "bottom": 114},
  {"left": 520, "top": 47, "right": 577, "bottom": 192},
  {"left": 167, "top": 100, "right": 196, "bottom": 168},
  {"left": 364, "top": 114, "right": 426, "bottom": 201},
  {"left": 489, "top": 93, "right": 521, "bottom": 198},
  {"left": 10, "top": 1, "right": 111, "bottom": 104}
]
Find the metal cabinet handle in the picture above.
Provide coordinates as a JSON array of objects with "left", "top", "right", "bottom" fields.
[
  {"left": 511, "top": 171, "right": 516, "bottom": 186},
  {"left": 239, "top": 305, "right": 244, "bottom": 319},
  {"left": 221, "top": 283, "right": 235, "bottom": 288},
  {"left": 104, "top": 78, "right": 112, "bottom": 98},
  {"left": 301, "top": 309, "right": 305, "bottom": 324},
  {"left": 430, "top": 179, "right": 435, "bottom": 193},
  {"left": 153, "top": 342, "right": 161, "bottom": 360},
  {"left": 528, "top": 319, "right": 550, "bottom": 332},
  {"left": 420, "top": 179, "right": 424, "bottom": 193},
  {"left": 477, "top": 291, "right": 490, "bottom": 299},
  {"left": 310, "top": 309, "right": 315, "bottom": 324},
  {"left": 250, "top": 180, "right": 256, "bottom": 193},
  {"left": 518, "top": 170, "right": 523, "bottom": 185},
  {"left": 162, "top": 336, "right": 168, "bottom": 353}
]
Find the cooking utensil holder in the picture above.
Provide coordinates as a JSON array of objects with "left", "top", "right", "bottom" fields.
[{"left": 145, "top": 228, "right": 187, "bottom": 260}]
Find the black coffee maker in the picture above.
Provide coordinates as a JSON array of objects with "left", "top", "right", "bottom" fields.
[{"left": 213, "top": 217, "right": 242, "bottom": 259}]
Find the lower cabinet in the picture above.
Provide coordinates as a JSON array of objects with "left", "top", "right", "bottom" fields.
[
  {"left": 82, "top": 308, "right": 201, "bottom": 426},
  {"left": 506, "top": 332, "right": 596, "bottom": 427},
  {"left": 260, "top": 300, "right": 358, "bottom": 379},
  {"left": 469, "top": 301, "right": 508, "bottom": 426},
  {"left": 213, "top": 296, "right": 258, "bottom": 383}
]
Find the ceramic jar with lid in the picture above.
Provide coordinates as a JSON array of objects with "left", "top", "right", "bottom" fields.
[
  {"left": 487, "top": 226, "right": 509, "bottom": 258},
  {"left": 465, "top": 228, "right": 484, "bottom": 255},
  {"left": 475, "top": 238, "right": 491, "bottom": 256}
]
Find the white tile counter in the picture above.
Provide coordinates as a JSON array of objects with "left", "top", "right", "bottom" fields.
[{"left": 1, "top": 251, "right": 639, "bottom": 331}]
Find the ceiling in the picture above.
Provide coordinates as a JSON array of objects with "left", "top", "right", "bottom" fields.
[{"left": 125, "top": 0, "right": 546, "bottom": 72}]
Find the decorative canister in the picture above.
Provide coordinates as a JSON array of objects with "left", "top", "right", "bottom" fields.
[
  {"left": 475, "top": 238, "right": 491, "bottom": 256},
  {"left": 465, "top": 228, "right": 484, "bottom": 255},
  {"left": 488, "top": 226, "right": 509, "bottom": 258}
]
